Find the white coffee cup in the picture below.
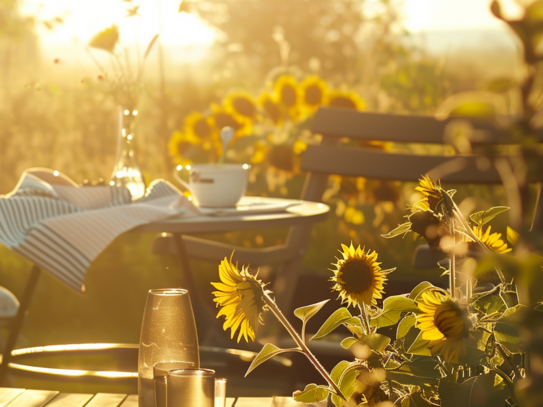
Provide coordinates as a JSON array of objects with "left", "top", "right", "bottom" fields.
[{"left": 175, "top": 164, "right": 249, "bottom": 207}]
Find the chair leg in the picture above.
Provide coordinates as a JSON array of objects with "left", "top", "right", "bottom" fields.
[
  {"left": 0, "top": 265, "right": 41, "bottom": 384},
  {"left": 172, "top": 234, "right": 214, "bottom": 342}
]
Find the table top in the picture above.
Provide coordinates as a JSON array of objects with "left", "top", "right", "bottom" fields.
[
  {"left": 0, "top": 388, "right": 328, "bottom": 407},
  {"left": 131, "top": 196, "right": 329, "bottom": 234}
]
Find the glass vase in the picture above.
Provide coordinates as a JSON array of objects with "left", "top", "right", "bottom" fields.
[
  {"left": 110, "top": 106, "right": 146, "bottom": 200},
  {"left": 138, "top": 288, "right": 200, "bottom": 407}
]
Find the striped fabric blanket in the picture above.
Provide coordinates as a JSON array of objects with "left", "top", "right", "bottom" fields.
[{"left": 0, "top": 169, "right": 192, "bottom": 292}]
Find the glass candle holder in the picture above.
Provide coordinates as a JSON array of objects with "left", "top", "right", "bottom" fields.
[
  {"left": 166, "top": 368, "right": 215, "bottom": 407},
  {"left": 154, "top": 361, "right": 196, "bottom": 407},
  {"left": 138, "top": 288, "right": 200, "bottom": 407},
  {"left": 215, "top": 378, "right": 227, "bottom": 407}
]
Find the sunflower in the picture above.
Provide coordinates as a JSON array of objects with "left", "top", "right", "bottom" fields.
[
  {"left": 416, "top": 290, "right": 469, "bottom": 363},
  {"left": 470, "top": 225, "right": 511, "bottom": 254},
  {"left": 168, "top": 130, "right": 200, "bottom": 165},
  {"left": 223, "top": 91, "right": 259, "bottom": 126},
  {"left": 258, "top": 92, "right": 283, "bottom": 126},
  {"left": 413, "top": 175, "right": 442, "bottom": 212},
  {"left": 184, "top": 111, "right": 214, "bottom": 140},
  {"left": 327, "top": 90, "right": 366, "bottom": 111},
  {"left": 211, "top": 103, "right": 246, "bottom": 136},
  {"left": 211, "top": 256, "right": 270, "bottom": 342},
  {"left": 408, "top": 209, "right": 444, "bottom": 250},
  {"left": 330, "top": 243, "right": 390, "bottom": 307},
  {"left": 273, "top": 75, "right": 301, "bottom": 119},
  {"left": 300, "top": 75, "right": 328, "bottom": 115}
]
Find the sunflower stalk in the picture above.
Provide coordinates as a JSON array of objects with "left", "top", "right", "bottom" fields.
[
  {"left": 439, "top": 187, "right": 508, "bottom": 287},
  {"left": 449, "top": 219, "right": 457, "bottom": 299},
  {"left": 358, "top": 303, "right": 372, "bottom": 335},
  {"left": 260, "top": 290, "right": 346, "bottom": 400}
]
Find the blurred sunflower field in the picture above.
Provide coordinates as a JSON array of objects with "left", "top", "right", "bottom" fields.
[{"left": 168, "top": 71, "right": 406, "bottom": 235}]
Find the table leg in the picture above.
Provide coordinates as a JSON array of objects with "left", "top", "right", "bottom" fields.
[
  {"left": 172, "top": 234, "right": 214, "bottom": 341},
  {"left": 0, "top": 265, "right": 41, "bottom": 384}
]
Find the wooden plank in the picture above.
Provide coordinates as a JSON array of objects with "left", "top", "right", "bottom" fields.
[
  {"left": 0, "top": 388, "right": 25, "bottom": 407},
  {"left": 301, "top": 146, "right": 514, "bottom": 183},
  {"left": 118, "top": 395, "right": 137, "bottom": 407},
  {"left": 84, "top": 394, "right": 127, "bottom": 407},
  {"left": 44, "top": 393, "right": 93, "bottom": 407},
  {"left": 311, "top": 106, "right": 516, "bottom": 144},
  {"left": 273, "top": 396, "right": 328, "bottom": 407},
  {"left": 235, "top": 398, "right": 274, "bottom": 407},
  {"left": 226, "top": 397, "right": 236, "bottom": 407},
  {"left": 5, "top": 390, "right": 58, "bottom": 407}
]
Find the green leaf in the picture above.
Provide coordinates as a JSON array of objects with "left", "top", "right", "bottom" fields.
[
  {"left": 406, "top": 331, "right": 432, "bottom": 356},
  {"left": 469, "top": 206, "right": 509, "bottom": 227},
  {"left": 337, "top": 364, "right": 367, "bottom": 400},
  {"left": 293, "top": 383, "right": 331, "bottom": 403},
  {"left": 438, "top": 373, "right": 509, "bottom": 407},
  {"left": 409, "top": 281, "right": 434, "bottom": 300},
  {"left": 381, "top": 222, "right": 412, "bottom": 239},
  {"left": 343, "top": 317, "right": 364, "bottom": 336},
  {"left": 397, "top": 315, "right": 417, "bottom": 339},
  {"left": 388, "top": 356, "right": 441, "bottom": 387},
  {"left": 294, "top": 299, "right": 329, "bottom": 323},
  {"left": 458, "top": 329, "right": 490, "bottom": 365},
  {"left": 494, "top": 322, "right": 523, "bottom": 353},
  {"left": 371, "top": 296, "right": 420, "bottom": 328},
  {"left": 341, "top": 333, "right": 391, "bottom": 352},
  {"left": 311, "top": 308, "right": 352, "bottom": 340},
  {"left": 331, "top": 361, "right": 350, "bottom": 385},
  {"left": 245, "top": 344, "right": 297, "bottom": 376},
  {"left": 331, "top": 393, "right": 344, "bottom": 407},
  {"left": 473, "top": 294, "right": 506, "bottom": 315}
]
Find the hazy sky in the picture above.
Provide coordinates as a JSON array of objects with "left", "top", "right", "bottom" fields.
[{"left": 21, "top": 0, "right": 517, "bottom": 47}]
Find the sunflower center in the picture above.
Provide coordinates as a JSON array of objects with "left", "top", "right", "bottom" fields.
[
  {"left": 194, "top": 118, "right": 212, "bottom": 138},
  {"left": 214, "top": 112, "right": 242, "bottom": 130},
  {"left": 304, "top": 85, "right": 323, "bottom": 105},
  {"left": 329, "top": 96, "right": 356, "bottom": 109},
  {"left": 434, "top": 303, "right": 467, "bottom": 340},
  {"left": 339, "top": 258, "right": 373, "bottom": 293},
  {"left": 280, "top": 85, "right": 297, "bottom": 107},
  {"left": 233, "top": 97, "right": 256, "bottom": 117}
]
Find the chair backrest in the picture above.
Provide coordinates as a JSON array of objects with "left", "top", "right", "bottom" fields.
[{"left": 299, "top": 106, "right": 543, "bottom": 228}]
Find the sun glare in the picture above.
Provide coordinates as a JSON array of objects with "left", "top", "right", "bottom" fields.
[{"left": 21, "top": 0, "right": 215, "bottom": 47}]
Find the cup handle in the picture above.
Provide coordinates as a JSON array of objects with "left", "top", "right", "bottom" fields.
[{"left": 173, "top": 170, "right": 193, "bottom": 195}]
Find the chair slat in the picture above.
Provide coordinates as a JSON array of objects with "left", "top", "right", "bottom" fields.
[
  {"left": 312, "top": 107, "right": 507, "bottom": 144},
  {"left": 301, "top": 145, "right": 513, "bottom": 183}
]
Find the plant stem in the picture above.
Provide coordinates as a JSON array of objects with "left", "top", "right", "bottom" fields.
[
  {"left": 358, "top": 303, "right": 372, "bottom": 335},
  {"left": 449, "top": 219, "right": 456, "bottom": 299},
  {"left": 261, "top": 291, "right": 345, "bottom": 400}
]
